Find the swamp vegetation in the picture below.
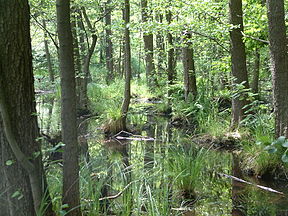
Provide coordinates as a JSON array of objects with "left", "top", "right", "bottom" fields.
[{"left": 1, "top": 0, "right": 288, "bottom": 215}]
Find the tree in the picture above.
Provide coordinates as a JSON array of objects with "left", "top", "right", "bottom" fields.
[
  {"left": 229, "top": 0, "right": 250, "bottom": 128},
  {"left": 105, "top": 0, "right": 114, "bottom": 83},
  {"left": 0, "top": 1, "right": 54, "bottom": 215},
  {"left": 56, "top": 0, "right": 81, "bottom": 215},
  {"left": 182, "top": 31, "right": 197, "bottom": 100},
  {"left": 120, "top": 0, "right": 132, "bottom": 130},
  {"left": 141, "top": 0, "right": 156, "bottom": 87},
  {"left": 266, "top": 0, "right": 288, "bottom": 137},
  {"left": 166, "top": 9, "right": 176, "bottom": 98}
]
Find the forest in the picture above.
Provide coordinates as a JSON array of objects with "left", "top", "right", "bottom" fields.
[{"left": 0, "top": 0, "right": 288, "bottom": 215}]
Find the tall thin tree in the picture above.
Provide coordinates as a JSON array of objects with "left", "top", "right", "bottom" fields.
[
  {"left": 56, "top": 0, "right": 81, "bottom": 215},
  {"left": 182, "top": 31, "right": 197, "bottom": 100},
  {"left": 141, "top": 0, "right": 156, "bottom": 87},
  {"left": 229, "top": 0, "right": 249, "bottom": 128},
  {"left": 121, "top": 0, "right": 132, "bottom": 129}
]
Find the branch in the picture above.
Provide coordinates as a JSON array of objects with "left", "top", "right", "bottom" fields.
[
  {"left": 219, "top": 173, "right": 284, "bottom": 195},
  {"left": 99, "top": 181, "right": 133, "bottom": 201},
  {"left": 241, "top": 32, "right": 269, "bottom": 45},
  {"left": 188, "top": 30, "right": 229, "bottom": 52},
  {"left": 31, "top": 15, "right": 59, "bottom": 50}
]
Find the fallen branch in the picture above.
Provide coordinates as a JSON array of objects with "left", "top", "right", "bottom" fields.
[
  {"left": 99, "top": 181, "right": 133, "bottom": 201},
  {"left": 219, "top": 173, "right": 284, "bottom": 195},
  {"left": 112, "top": 130, "right": 155, "bottom": 141},
  {"left": 116, "top": 136, "right": 155, "bottom": 141}
]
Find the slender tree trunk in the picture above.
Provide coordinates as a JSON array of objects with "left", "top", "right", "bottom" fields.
[
  {"left": 43, "top": 20, "right": 55, "bottom": 134},
  {"left": 182, "top": 31, "right": 197, "bottom": 100},
  {"left": 56, "top": 0, "right": 81, "bottom": 215},
  {"left": 266, "top": 0, "right": 288, "bottom": 137},
  {"left": 105, "top": 0, "right": 114, "bottom": 83},
  {"left": 156, "top": 13, "right": 165, "bottom": 78},
  {"left": 251, "top": 48, "right": 260, "bottom": 96},
  {"left": 121, "top": 0, "right": 132, "bottom": 129},
  {"left": 166, "top": 10, "right": 176, "bottom": 96},
  {"left": 43, "top": 20, "right": 55, "bottom": 83},
  {"left": 0, "top": 1, "right": 54, "bottom": 215},
  {"left": 229, "top": 0, "right": 249, "bottom": 128},
  {"left": 141, "top": 0, "right": 156, "bottom": 87},
  {"left": 79, "top": 7, "right": 98, "bottom": 113}
]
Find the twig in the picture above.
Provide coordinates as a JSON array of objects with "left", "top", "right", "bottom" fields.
[
  {"left": 219, "top": 173, "right": 284, "bottom": 195},
  {"left": 188, "top": 30, "right": 230, "bottom": 52},
  {"left": 31, "top": 15, "right": 59, "bottom": 50},
  {"left": 99, "top": 181, "right": 134, "bottom": 201},
  {"left": 241, "top": 32, "right": 269, "bottom": 45}
]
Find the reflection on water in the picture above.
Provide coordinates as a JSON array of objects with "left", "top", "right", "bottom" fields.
[
  {"left": 87, "top": 114, "right": 288, "bottom": 216},
  {"left": 37, "top": 96, "right": 288, "bottom": 215}
]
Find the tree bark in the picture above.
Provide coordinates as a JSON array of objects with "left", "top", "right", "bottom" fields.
[
  {"left": 156, "top": 13, "right": 165, "bottom": 78},
  {"left": 166, "top": 10, "right": 176, "bottom": 98},
  {"left": 56, "top": 0, "right": 81, "bottom": 215},
  {"left": 266, "top": 0, "right": 288, "bottom": 137},
  {"left": 229, "top": 0, "right": 249, "bottom": 128},
  {"left": 141, "top": 0, "right": 156, "bottom": 87},
  {"left": 0, "top": 1, "right": 54, "bottom": 215},
  {"left": 105, "top": 0, "right": 114, "bottom": 83},
  {"left": 182, "top": 31, "right": 197, "bottom": 100},
  {"left": 121, "top": 0, "right": 132, "bottom": 129},
  {"left": 251, "top": 48, "right": 260, "bottom": 95}
]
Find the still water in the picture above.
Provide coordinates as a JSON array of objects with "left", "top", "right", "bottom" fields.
[{"left": 83, "top": 114, "right": 288, "bottom": 216}]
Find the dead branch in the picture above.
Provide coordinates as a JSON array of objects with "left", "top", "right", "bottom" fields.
[{"left": 219, "top": 173, "right": 284, "bottom": 195}]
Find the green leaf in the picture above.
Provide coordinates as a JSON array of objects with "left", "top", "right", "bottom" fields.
[
  {"left": 11, "top": 191, "right": 21, "bottom": 198},
  {"left": 17, "top": 194, "right": 24, "bottom": 200},
  {"left": 264, "top": 145, "right": 277, "bottom": 154},
  {"left": 256, "top": 141, "right": 262, "bottom": 145},
  {"left": 282, "top": 153, "right": 288, "bottom": 163},
  {"left": 5, "top": 160, "right": 14, "bottom": 166},
  {"left": 276, "top": 136, "right": 286, "bottom": 144},
  {"left": 282, "top": 142, "right": 288, "bottom": 147}
]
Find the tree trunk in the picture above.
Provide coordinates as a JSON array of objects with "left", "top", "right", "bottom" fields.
[
  {"left": 266, "top": 0, "right": 288, "bottom": 137},
  {"left": 251, "top": 48, "right": 260, "bottom": 96},
  {"left": 156, "top": 13, "right": 165, "bottom": 78},
  {"left": 56, "top": 0, "right": 81, "bottom": 215},
  {"left": 43, "top": 20, "right": 55, "bottom": 83},
  {"left": 229, "top": 0, "right": 249, "bottom": 128},
  {"left": 121, "top": 0, "right": 132, "bottom": 129},
  {"left": 141, "top": 0, "right": 156, "bottom": 87},
  {"left": 182, "top": 31, "right": 197, "bottom": 100},
  {"left": 105, "top": 0, "right": 114, "bottom": 83},
  {"left": 0, "top": 1, "right": 54, "bottom": 215},
  {"left": 166, "top": 10, "right": 176, "bottom": 97}
]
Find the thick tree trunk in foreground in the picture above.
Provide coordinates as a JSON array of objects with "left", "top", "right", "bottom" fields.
[
  {"left": 141, "top": 0, "right": 156, "bottom": 87},
  {"left": 121, "top": 0, "right": 132, "bottom": 129},
  {"left": 182, "top": 31, "right": 197, "bottom": 100},
  {"left": 56, "top": 0, "right": 81, "bottom": 215},
  {"left": 267, "top": 0, "right": 288, "bottom": 137},
  {"left": 229, "top": 0, "right": 249, "bottom": 128},
  {"left": 0, "top": 1, "right": 54, "bottom": 215}
]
